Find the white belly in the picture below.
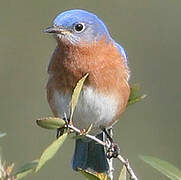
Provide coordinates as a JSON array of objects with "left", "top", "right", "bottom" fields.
[{"left": 54, "top": 86, "right": 118, "bottom": 135}]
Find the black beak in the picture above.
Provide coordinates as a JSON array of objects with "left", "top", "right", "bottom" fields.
[{"left": 43, "top": 26, "right": 65, "bottom": 34}]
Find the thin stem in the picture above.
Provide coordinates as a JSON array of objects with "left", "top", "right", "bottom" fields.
[
  {"left": 68, "top": 124, "right": 106, "bottom": 147},
  {"left": 106, "top": 128, "right": 114, "bottom": 180},
  {"left": 117, "top": 155, "right": 138, "bottom": 180}
]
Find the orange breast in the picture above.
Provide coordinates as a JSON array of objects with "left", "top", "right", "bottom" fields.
[{"left": 47, "top": 37, "right": 130, "bottom": 123}]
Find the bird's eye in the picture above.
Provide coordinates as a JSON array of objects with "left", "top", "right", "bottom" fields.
[{"left": 74, "top": 23, "right": 85, "bottom": 32}]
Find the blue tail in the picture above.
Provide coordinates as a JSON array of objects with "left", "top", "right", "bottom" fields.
[{"left": 72, "top": 133, "right": 109, "bottom": 172}]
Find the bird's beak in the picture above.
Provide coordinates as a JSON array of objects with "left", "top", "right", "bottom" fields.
[{"left": 44, "top": 26, "right": 69, "bottom": 34}]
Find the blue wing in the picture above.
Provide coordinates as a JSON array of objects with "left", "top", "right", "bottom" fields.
[
  {"left": 114, "top": 41, "right": 130, "bottom": 80},
  {"left": 114, "top": 42, "right": 128, "bottom": 63}
]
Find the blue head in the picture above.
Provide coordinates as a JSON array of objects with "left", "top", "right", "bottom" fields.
[{"left": 44, "top": 9, "right": 112, "bottom": 45}]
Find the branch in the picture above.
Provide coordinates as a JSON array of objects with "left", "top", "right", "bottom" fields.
[
  {"left": 68, "top": 124, "right": 106, "bottom": 147},
  {"left": 106, "top": 128, "right": 114, "bottom": 180},
  {"left": 117, "top": 155, "right": 138, "bottom": 180},
  {"left": 67, "top": 123, "right": 138, "bottom": 180}
]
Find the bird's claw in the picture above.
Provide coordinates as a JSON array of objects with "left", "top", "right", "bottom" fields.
[
  {"left": 56, "top": 127, "right": 65, "bottom": 138},
  {"left": 106, "top": 142, "right": 120, "bottom": 159},
  {"left": 56, "top": 117, "right": 70, "bottom": 138}
]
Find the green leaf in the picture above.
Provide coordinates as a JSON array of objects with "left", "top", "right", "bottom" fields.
[
  {"left": 35, "top": 132, "right": 68, "bottom": 172},
  {"left": 127, "top": 84, "right": 146, "bottom": 106},
  {"left": 119, "top": 165, "right": 127, "bottom": 180},
  {"left": 0, "top": 132, "right": 6, "bottom": 138},
  {"left": 79, "top": 169, "right": 110, "bottom": 180},
  {"left": 96, "top": 172, "right": 110, "bottom": 180},
  {"left": 79, "top": 169, "right": 100, "bottom": 180},
  {"left": 129, "top": 84, "right": 140, "bottom": 99},
  {"left": 140, "top": 155, "right": 181, "bottom": 180},
  {"left": 14, "top": 160, "right": 38, "bottom": 179},
  {"left": 70, "top": 73, "right": 89, "bottom": 122},
  {"left": 36, "top": 117, "right": 65, "bottom": 130}
]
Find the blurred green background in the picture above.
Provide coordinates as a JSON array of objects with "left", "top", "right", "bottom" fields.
[{"left": 0, "top": 0, "right": 180, "bottom": 179}]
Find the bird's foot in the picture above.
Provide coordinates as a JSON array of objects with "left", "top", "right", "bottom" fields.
[
  {"left": 56, "top": 127, "right": 65, "bottom": 138},
  {"left": 102, "top": 128, "right": 114, "bottom": 143},
  {"left": 106, "top": 142, "right": 120, "bottom": 159},
  {"left": 102, "top": 128, "right": 120, "bottom": 159},
  {"left": 56, "top": 117, "right": 70, "bottom": 138}
]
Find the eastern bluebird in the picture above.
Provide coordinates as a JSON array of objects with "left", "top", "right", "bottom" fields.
[{"left": 44, "top": 9, "right": 130, "bottom": 173}]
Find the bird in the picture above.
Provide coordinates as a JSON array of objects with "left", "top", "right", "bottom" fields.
[{"left": 44, "top": 9, "right": 130, "bottom": 174}]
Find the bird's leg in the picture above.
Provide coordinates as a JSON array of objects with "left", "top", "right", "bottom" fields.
[
  {"left": 103, "top": 128, "right": 113, "bottom": 143},
  {"left": 56, "top": 128, "right": 65, "bottom": 138},
  {"left": 106, "top": 141, "right": 120, "bottom": 159},
  {"left": 102, "top": 128, "right": 120, "bottom": 159},
  {"left": 56, "top": 117, "right": 69, "bottom": 139}
]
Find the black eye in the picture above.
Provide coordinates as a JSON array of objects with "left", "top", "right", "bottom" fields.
[{"left": 74, "top": 23, "right": 85, "bottom": 32}]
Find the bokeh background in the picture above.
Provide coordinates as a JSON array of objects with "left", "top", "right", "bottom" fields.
[{"left": 0, "top": 0, "right": 180, "bottom": 179}]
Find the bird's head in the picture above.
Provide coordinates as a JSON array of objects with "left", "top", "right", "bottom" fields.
[{"left": 44, "top": 9, "right": 111, "bottom": 46}]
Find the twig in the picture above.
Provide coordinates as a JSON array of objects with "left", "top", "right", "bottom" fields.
[
  {"left": 106, "top": 128, "right": 114, "bottom": 180},
  {"left": 117, "top": 155, "right": 138, "bottom": 180},
  {"left": 67, "top": 124, "right": 106, "bottom": 147},
  {"left": 67, "top": 123, "right": 138, "bottom": 180}
]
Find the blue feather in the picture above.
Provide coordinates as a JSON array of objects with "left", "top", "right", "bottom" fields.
[{"left": 72, "top": 133, "right": 109, "bottom": 172}]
